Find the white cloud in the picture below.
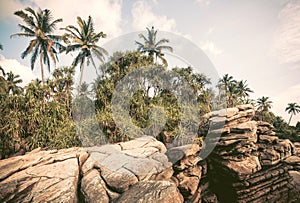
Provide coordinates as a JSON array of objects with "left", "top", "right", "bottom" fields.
[
  {"left": 131, "top": 1, "right": 177, "bottom": 32},
  {"left": 272, "top": 1, "right": 300, "bottom": 66},
  {"left": 35, "top": 0, "right": 123, "bottom": 39},
  {"left": 200, "top": 40, "right": 223, "bottom": 56},
  {"left": 0, "top": 0, "right": 29, "bottom": 22},
  {"left": 195, "top": 0, "right": 211, "bottom": 6},
  {"left": 0, "top": 55, "right": 37, "bottom": 86},
  {"left": 3, "top": 0, "right": 123, "bottom": 40},
  {"left": 272, "top": 84, "right": 300, "bottom": 126}
]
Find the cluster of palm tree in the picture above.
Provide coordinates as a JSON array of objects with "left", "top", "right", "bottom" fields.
[
  {"left": 217, "top": 74, "right": 253, "bottom": 107},
  {"left": 11, "top": 7, "right": 108, "bottom": 89}
]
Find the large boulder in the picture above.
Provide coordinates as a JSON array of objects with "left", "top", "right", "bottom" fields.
[{"left": 0, "top": 148, "right": 86, "bottom": 202}]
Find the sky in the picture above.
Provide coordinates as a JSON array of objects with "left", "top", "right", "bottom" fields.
[{"left": 0, "top": 0, "right": 300, "bottom": 125}]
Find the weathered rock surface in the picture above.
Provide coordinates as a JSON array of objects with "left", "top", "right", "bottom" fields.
[
  {"left": 0, "top": 147, "right": 85, "bottom": 202},
  {"left": 0, "top": 136, "right": 179, "bottom": 203},
  {"left": 116, "top": 180, "right": 183, "bottom": 203},
  {"left": 206, "top": 104, "right": 299, "bottom": 202},
  {"left": 0, "top": 105, "right": 299, "bottom": 203}
]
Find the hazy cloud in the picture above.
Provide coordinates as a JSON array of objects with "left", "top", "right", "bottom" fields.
[
  {"left": 195, "top": 0, "right": 211, "bottom": 6},
  {"left": 0, "top": 0, "right": 29, "bottom": 22},
  {"left": 0, "top": 55, "right": 37, "bottom": 86},
  {"left": 272, "top": 0, "right": 300, "bottom": 66},
  {"left": 200, "top": 40, "right": 223, "bottom": 56},
  {"left": 2, "top": 0, "right": 123, "bottom": 39},
  {"left": 131, "top": 1, "right": 177, "bottom": 32}
]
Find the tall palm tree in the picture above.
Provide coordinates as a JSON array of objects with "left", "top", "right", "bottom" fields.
[
  {"left": 285, "top": 103, "right": 300, "bottom": 125},
  {"left": 61, "top": 16, "right": 108, "bottom": 88},
  {"left": 135, "top": 26, "right": 173, "bottom": 66},
  {"left": 257, "top": 96, "right": 272, "bottom": 112},
  {"left": 11, "top": 7, "right": 63, "bottom": 85}
]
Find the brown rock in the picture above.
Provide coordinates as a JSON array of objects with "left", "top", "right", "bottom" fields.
[
  {"left": 81, "top": 169, "right": 110, "bottom": 203},
  {"left": 116, "top": 181, "right": 184, "bottom": 203},
  {"left": 0, "top": 148, "right": 84, "bottom": 202}
]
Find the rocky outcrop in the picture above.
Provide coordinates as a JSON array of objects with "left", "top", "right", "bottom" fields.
[
  {"left": 206, "top": 104, "right": 299, "bottom": 202},
  {"left": 0, "top": 136, "right": 185, "bottom": 203},
  {"left": 0, "top": 105, "right": 299, "bottom": 202},
  {"left": 0, "top": 148, "right": 84, "bottom": 202}
]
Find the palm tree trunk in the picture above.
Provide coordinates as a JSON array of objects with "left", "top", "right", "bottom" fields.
[
  {"left": 79, "top": 59, "right": 85, "bottom": 93},
  {"left": 40, "top": 54, "right": 45, "bottom": 85},
  {"left": 288, "top": 114, "right": 293, "bottom": 125},
  {"left": 40, "top": 53, "right": 46, "bottom": 105}
]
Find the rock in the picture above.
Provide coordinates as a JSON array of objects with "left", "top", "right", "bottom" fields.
[
  {"left": 259, "top": 148, "right": 281, "bottom": 166},
  {"left": 259, "top": 134, "right": 278, "bottom": 143},
  {"left": 81, "top": 169, "right": 110, "bottom": 203},
  {"left": 226, "top": 107, "right": 239, "bottom": 118},
  {"left": 0, "top": 147, "right": 85, "bottom": 202},
  {"left": 230, "top": 121, "right": 257, "bottom": 133},
  {"left": 221, "top": 156, "right": 262, "bottom": 179},
  {"left": 236, "top": 104, "right": 254, "bottom": 111},
  {"left": 116, "top": 181, "right": 184, "bottom": 203},
  {"left": 166, "top": 144, "right": 201, "bottom": 164},
  {"left": 289, "top": 171, "right": 300, "bottom": 190},
  {"left": 119, "top": 136, "right": 167, "bottom": 153},
  {"left": 176, "top": 166, "right": 202, "bottom": 197},
  {"left": 82, "top": 136, "right": 173, "bottom": 193}
]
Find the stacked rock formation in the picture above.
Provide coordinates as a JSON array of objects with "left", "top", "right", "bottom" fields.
[
  {"left": 206, "top": 104, "right": 299, "bottom": 202},
  {"left": 167, "top": 144, "right": 218, "bottom": 202}
]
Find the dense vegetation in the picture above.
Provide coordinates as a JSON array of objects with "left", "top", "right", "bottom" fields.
[{"left": 0, "top": 7, "right": 299, "bottom": 159}]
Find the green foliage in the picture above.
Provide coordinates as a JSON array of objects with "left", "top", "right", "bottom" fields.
[
  {"left": 0, "top": 67, "right": 81, "bottom": 159},
  {"left": 217, "top": 74, "right": 253, "bottom": 108},
  {"left": 93, "top": 50, "right": 212, "bottom": 143}
]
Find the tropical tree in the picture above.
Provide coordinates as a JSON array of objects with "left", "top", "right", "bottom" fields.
[
  {"left": 218, "top": 74, "right": 236, "bottom": 107},
  {"left": 135, "top": 26, "right": 173, "bottom": 66},
  {"left": 256, "top": 96, "right": 273, "bottom": 112},
  {"left": 11, "top": 7, "right": 63, "bottom": 85},
  {"left": 285, "top": 102, "right": 300, "bottom": 125},
  {"left": 236, "top": 80, "right": 253, "bottom": 99},
  {"left": 6, "top": 71, "right": 23, "bottom": 94},
  {"left": 61, "top": 16, "right": 108, "bottom": 88}
]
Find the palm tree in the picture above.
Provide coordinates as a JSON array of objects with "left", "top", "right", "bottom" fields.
[
  {"left": 236, "top": 80, "right": 253, "bottom": 98},
  {"left": 135, "top": 26, "right": 173, "bottom": 66},
  {"left": 285, "top": 103, "right": 300, "bottom": 125},
  {"left": 6, "top": 71, "right": 23, "bottom": 94},
  {"left": 257, "top": 96, "right": 272, "bottom": 112},
  {"left": 61, "top": 16, "right": 108, "bottom": 88},
  {"left": 218, "top": 74, "right": 237, "bottom": 107},
  {"left": 218, "top": 74, "right": 235, "bottom": 92},
  {"left": 11, "top": 7, "right": 63, "bottom": 85}
]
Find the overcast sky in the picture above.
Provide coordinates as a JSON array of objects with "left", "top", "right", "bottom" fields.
[{"left": 0, "top": 0, "right": 300, "bottom": 125}]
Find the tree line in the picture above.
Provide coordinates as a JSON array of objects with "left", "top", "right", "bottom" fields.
[{"left": 0, "top": 7, "right": 299, "bottom": 159}]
